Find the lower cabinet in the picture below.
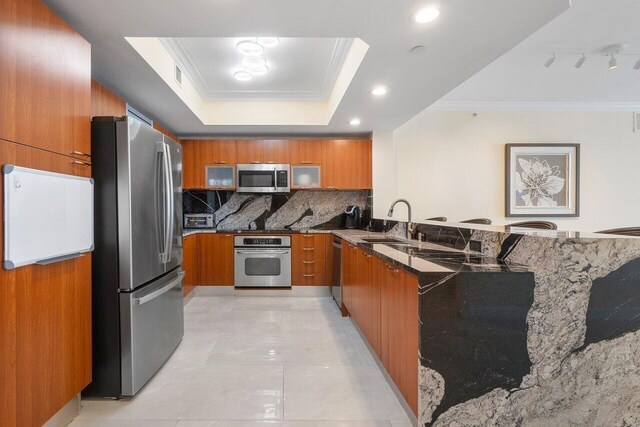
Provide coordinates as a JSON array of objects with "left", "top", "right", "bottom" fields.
[
  {"left": 292, "top": 234, "right": 332, "bottom": 286},
  {"left": 198, "top": 234, "right": 235, "bottom": 286},
  {"left": 183, "top": 235, "right": 199, "bottom": 296},
  {"left": 342, "top": 241, "right": 419, "bottom": 416}
]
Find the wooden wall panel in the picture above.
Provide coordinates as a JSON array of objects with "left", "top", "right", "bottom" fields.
[
  {"left": 183, "top": 234, "right": 199, "bottom": 296},
  {"left": 0, "top": 0, "right": 91, "bottom": 158},
  {"left": 199, "top": 234, "right": 234, "bottom": 286},
  {"left": 91, "top": 80, "right": 125, "bottom": 117},
  {"left": 0, "top": 138, "right": 92, "bottom": 427}
]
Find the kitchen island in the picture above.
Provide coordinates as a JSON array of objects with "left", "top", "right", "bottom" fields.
[{"left": 334, "top": 222, "right": 640, "bottom": 427}]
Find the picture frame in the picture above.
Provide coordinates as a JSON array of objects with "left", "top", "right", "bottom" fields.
[{"left": 505, "top": 143, "right": 580, "bottom": 217}]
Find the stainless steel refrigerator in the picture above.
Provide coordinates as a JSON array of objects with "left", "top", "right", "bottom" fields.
[{"left": 84, "top": 116, "right": 184, "bottom": 398}]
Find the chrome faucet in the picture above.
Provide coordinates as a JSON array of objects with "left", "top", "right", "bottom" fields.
[{"left": 387, "top": 199, "right": 413, "bottom": 240}]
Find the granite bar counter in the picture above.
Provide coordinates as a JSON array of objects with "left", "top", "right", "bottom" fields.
[{"left": 344, "top": 221, "right": 640, "bottom": 426}]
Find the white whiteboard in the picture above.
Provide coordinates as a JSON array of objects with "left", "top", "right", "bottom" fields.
[{"left": 3, "top": 165, "right": 94, "bottom": 269}]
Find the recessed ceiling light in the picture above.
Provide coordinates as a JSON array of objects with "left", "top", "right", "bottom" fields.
[
  {"left": 246, "top": 64, "right": 269, "bottom": 76},
  {"left": 257, "top": 37, "right": 279, "bottom": 47},
  {"left": 234, "top": 70, "right": 252, "bottom": 81},
  {"left": 414, "top": 6, "right": 440, "bottom": 23},
  {"left": 242, "top": 56, "right": 267, "bottom": 68},
  {"left": 371, "top": 86, "right": 387, "bottom": 96},
  {"left": 349, "top": 118, "right": 361, "bottom": 126},
  {"left": 236, "top": 40, "right": 263, "bottom": 55}
]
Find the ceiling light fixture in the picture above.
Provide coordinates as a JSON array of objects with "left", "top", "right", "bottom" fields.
[
  {"left": 241, "top": 56, "right": 267, "bottom": 68},
  {"left": 634, "top": 59, "right": 640, "bottom": 70},
  {"left": 371, "top": 86, "right": 388, "bottom": 96},
  {"left": 414, "top": 6, "right": 440, "bottom": 23},
  {"left": 609, "top": 54, "right": 618, "bottom": 70},
  {"left": 257, "top": 37, "right": 279, "bottom": 47},
  {"left": 544, "top": 53, "right": 556, "bottom": 68},
  {"left": 574, "top": 54, "right": 586, "bottom": 69},
  {"left": 236, "top": 40, "right": 263, "bottom": 55},
  {"left": 246, "top": 64, "right": 269, "bottom": 76},
  {"left": 349, "top": 118, "right": 361, "bottom": 126},
  {"left": 234, "top": 70, "right": 252, "bottom": 81}
]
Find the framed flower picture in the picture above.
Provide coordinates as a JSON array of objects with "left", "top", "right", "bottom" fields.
[{"left": 505, "top": 143, "right": 580, "bottom": 217}]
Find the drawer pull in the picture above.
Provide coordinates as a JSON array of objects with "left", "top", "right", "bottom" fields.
[
  {"left": 302, "top": 235, "right": 314, "bottom": 238},
  {"left": 303, "top": 248, "right": 315, "bottom": 251},
  {"left": 71, "top": 150, "right": 91, "bottom": 158},
  {"left": 251, "top": 161, "right": 260, "bottom": 164},
  {"left": 303, "top": 260, "right": 315, "bottom": 264},
  {"left": 215, "top": 160, "right": 227, "bottom": 164},
  {"left": 266, "top": 161, "right": 276, "bottom": 164},
  {"left": 71, "top": 160, "right": 91, "bottom": 167},
  {"left": 300, "top": 160, "right": 311, "bottom": 164},
  {"left": 303, "top": 274, "right": 315, "bottom": 278}
]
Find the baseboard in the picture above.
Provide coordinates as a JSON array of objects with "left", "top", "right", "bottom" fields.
[
  {"left": 183, "top": 288, "right": 196, "bottom": 305},
  {"left": 193, "top": 285, "right": 332, "bottom": 297},
  {"left": 350, "top": 319, "right": 419, "bottom": 426},
  {"left": 43, "top": 394, "right": 79, "bottom": 427}
]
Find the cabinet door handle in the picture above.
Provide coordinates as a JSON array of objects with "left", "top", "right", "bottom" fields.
[
  {"left": 71, "top": 160, "right": 91, "bottom": 167},
  {"left": 215, "top": 160, "right": 227, "bottom": 164},
  {"left": 365, "top": 254, "right": 372, "bottom": 258},
  {"left": 302, "top": 235, "right": 314, "bottom": 238},
  {"left": 251, "top": 161, "right": 260, "bottom": 164},
  {"left": 303, "top": 260, "right": 315, "bottom": 264},
  {"left": 303, "top": 274, "right": 315, "bottom": 277},
  {"left": 266, "top": 161, "right": 276, "bottom": 164},
  {"left": 303, "top": 248, "right": 315, "bottom": 251},
  {"left": 300, "top": 160, "right": 311, "bottom": 164},
  {"left": 71, "top": 150, "right": 91, "bottom": 158}
]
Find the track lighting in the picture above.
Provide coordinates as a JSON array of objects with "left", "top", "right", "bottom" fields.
[
  {"left": 544, "top": 53, "right": 556, "bottom": 68},
  {"left": 609, "top": 54, "right": 618, "bottom": 70},
  {"left": 574, "top": 54, "right": 586, "bottom": 69}
]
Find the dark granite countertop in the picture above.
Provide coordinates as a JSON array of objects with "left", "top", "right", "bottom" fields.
[
  {"left": 332, "top": 229, "right": 532, "bottom": 278},
  {"left": 183, "top": 228, "right": 337, "bottom": 237}
]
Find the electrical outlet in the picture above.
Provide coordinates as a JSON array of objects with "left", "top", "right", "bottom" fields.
[{"left": 469, "top": 240, "right": 482, "bottom": 253}]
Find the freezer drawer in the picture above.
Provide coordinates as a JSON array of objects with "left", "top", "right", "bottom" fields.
[{"left": 119, "top": 268, "right": 185, "bottom": 396}]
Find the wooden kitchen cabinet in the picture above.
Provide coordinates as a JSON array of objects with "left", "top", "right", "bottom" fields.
[
  {"left": 322, "top": 139, "right": 372, "bottom": 189},
  {"left": 0, "top": 0, "right": 91, "bottom": 159},
  {"left": 290, "top": 139, "right": 323, "bottom": 164},
  {"left": 0, "top": 138, "right": 92, "bottom": 427},
  {"left": 182, "top": 140, "right": 237, "bottom": 188},
  {"left": 183, "top": 235, "right": 199, "bottom": 296},
  {"left": 236, "top": 140, "right": 264, "bottom": 164},
  {"left": 263, "top": 140, "right": 290, "bottom": 164},
  {"left": 237, "top": 140, "right": 290, "bottom": 164},
  {"left": 292, "top": 234, "right": 330, "bottom": 286},
  {"left": 199, "top": 234, "right": 234, "bottom": 285}
]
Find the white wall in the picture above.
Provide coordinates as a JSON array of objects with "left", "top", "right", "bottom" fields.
[{"left": 373, "top": 110, "right": 640, "bottom": 232}]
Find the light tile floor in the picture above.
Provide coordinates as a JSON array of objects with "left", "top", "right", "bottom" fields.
[{"left": 70, "top": 296, "right": 413, "bottom": 427}]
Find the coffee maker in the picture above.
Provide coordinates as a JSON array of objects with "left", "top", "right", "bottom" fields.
[{"left": 344, "top": 205, "right": 361, "bottom": 229}]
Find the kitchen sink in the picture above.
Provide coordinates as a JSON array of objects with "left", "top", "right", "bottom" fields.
[{"left": 361, "top": 237, "right": 405, "bottom": 244}]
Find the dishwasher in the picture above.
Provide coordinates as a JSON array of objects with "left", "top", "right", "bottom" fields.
[{"left": 332, "top": 236, "right": 342, "bottom": 308}]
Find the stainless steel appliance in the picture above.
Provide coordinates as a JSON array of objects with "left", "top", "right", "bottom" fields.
[
  {"left": 344, "top": 205, "right": 361, "bottom": 229},
  {"left": 85, "top": 116, "right": 184, "bottom": 398},
  {"left": 236, "top": 164, "right": 290, "bottom": 193},
  {"left": 332, "top": 236, "right": 342, "bottom": 308},
  {"left": 234, "top": 235, "right": 292, "bottom": 287},
  {"left": 184, "top": 213, "right": 214, "bottom": 229}
]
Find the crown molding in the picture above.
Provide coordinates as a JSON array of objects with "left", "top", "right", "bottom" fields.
[{"left": 429, "top": 101, "right": 640, "bottom": 112}]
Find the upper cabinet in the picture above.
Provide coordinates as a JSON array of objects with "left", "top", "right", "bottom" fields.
[
  {"left": 290, "top": 139, "right": 323, "bottom": 165},
  {"left": 182, "top": 140, "right": 237, "bottom": 188},
  {"left": 322, "top": 139, "right": 372, "bottom": 189},
  {"left": 182, "top": 139, "right": 371, "bottom": 190},
  {"left": 0, "top": 0, "right": 91, "bottom": 159},
  {"left": 237, "top": 140, "right": 289, "bottom": 164}
]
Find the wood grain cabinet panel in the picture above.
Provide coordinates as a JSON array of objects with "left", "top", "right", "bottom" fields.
[
  {"left": 199, "top": 234, "right": 234, "bottom": 286},
  {"left": 0, "top": 0, "right": 91, "bottom": 159},
  {"left": 236, "top": 140, "right": 265, "bottom": 164},
  {"left": 0, "top": 138, "right": 92, "bottom": 427},
  {"left": 290, "top": 139, "right": 323, "bottom": 164},
  {"left": 182, "top": 140, "right": 238, "bottom": 189},
  {"left": 183, "top": 235, "right": 199, "bottom": 296},
  {"left": 321, "top": 140, "right": 372, "bottom": 189},
  {"left": 292, "top": 234, "right": 329, "bottom": 286},
  {"left": 91, "top": 80, "right": 126, "bottom": 118},
  {"left": 263, "top": 140, "right": 290, "bottom": 164}
]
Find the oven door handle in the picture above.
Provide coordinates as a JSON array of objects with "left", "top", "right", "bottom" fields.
[{"left": 235, "top": 250, "right": 290, "bottom": 255}]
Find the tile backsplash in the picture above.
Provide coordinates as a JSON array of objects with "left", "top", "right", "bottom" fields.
[{"left": 184, "top": 190, "right": 371, "bottom": 231}]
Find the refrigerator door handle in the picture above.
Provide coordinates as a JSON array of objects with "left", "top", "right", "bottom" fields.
[
  {"left": 155, "top": 142, "right": 166, "bottom": 263},
  {"left": 163, "top": 142, "right": 174, "bottom": 264},
  {"left": 159, "top": 142, "right": 172, "bottom": 264},
  {"left": 134, "top": 271, "right": 185, "bottom": 306}
]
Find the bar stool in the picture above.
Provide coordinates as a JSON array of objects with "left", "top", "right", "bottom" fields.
[
  {"left": 596, "top": 227, "right": 640, "bottom": 237},
  {"left": 460, "top": 218, "right": 492, "bottom": 225},
  {"left": 507, "top": 221, "right": 557, "bottom": 230}
]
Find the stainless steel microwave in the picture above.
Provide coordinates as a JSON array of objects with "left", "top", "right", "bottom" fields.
[{"left": 236, "top": 164, "right": 290, "bottom": 193}]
